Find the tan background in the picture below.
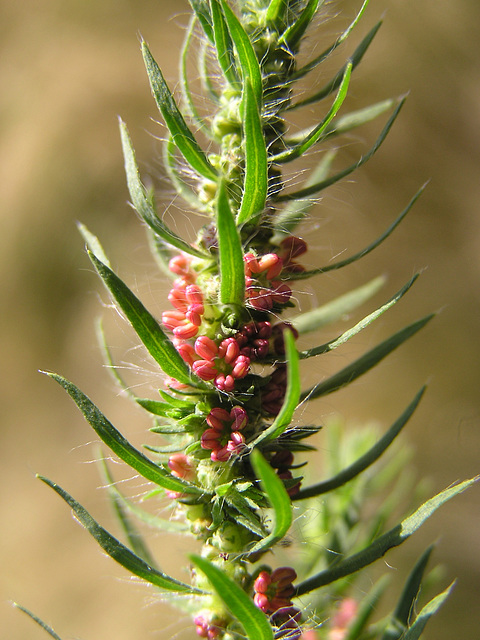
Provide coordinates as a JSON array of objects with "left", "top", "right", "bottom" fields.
[{"left": 1, "top": 0, "right": 479, "bottom": 638}]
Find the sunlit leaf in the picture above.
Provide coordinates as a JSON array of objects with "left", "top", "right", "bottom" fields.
[
  {"left": 276, "top": 98, "right": 405, "bottom": 201},
  {"left": 288, "top": 20, "right": 382, "bottom": 109},
  {"left": 217, "top": 181, "right": 245, "bottom": 306},
  {"left": 301, "top": 314, "right": 434, "bottom": 402},
  {"left": 220, "top": 0, "right": 263, "bottom": 103},
  {"left": 188, "top": 0, "right": 214, "bottom": 42},
  {"left": 39, "top": 476, "right": 201, "bottom": 593},
  {"left": 293, "top": 387, "right": 425, "bottom": 500},
  {"left": 247, "top": 449, "right": 292, "bottom": 555},
  {"left": 44, "top": 373, "right": 203, "bottom": 495},
  {"left": 272, "top": 62, "right": 352, "bottom": 163},
  {"left": 295, "top": 478, "right": 477, "bottom": 596},
  {"left": 119, "top": 120, "right": 206, "bottom": 257},
  {"left": 237, "top": 79, "right": 268, "bottom": 224},
  {"left": 142, "top": 42, "right": 217, "bottom": 181},
  {"left": 190, "top": 555, "right": 274, "bottom": 640},
  {"left": 402, "top": 582, "right": 456, "bottom": 640},
  {"left": 280, "top": 0, "right": 321, "bottom": 50},
  {"left": 251, "top": 330, "right": 300, "bottom": 446},
  {"left": 77, "top": 223, "right": 111, "bottom": 267},
  {"left": 88, "top": 251, "right": 196, "bottom": 387},
  {"left": 211, "top": 0, "right": 240, "bottom": 88},
  {"left": 299, "top": 274, "right": 420, "bottom": 357}
]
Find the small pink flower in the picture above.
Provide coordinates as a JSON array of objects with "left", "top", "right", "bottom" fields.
[
  {"left": 195, "top": 336, "right": 218, "bottom": 360},
  {"left": 258, "top": 253, "right": 283, "bottom": 279},
  {"left": 218, "top": 337, "right": 240, "bottom": 364},
  {"left": 201, "top": 428, "right": 221, "bottom": 450},
  {"left": 214, "top": 374, "right": 235, "bottom": 392},
  {"left": 270, "top": 281, "right": 292, "bottom": 304},
  {"left": 280, "top": 235, "right": 307, "bottom": 259},
  {"left": 176, "top": 342, "right": 197, "bottom": 365},
  {"left": 162, "top": 310, "right": 187, "bottom": 329},
  {"left": 173, "top": 322, "right": 199, "bottom": 339},
  {"left": 192, "top": 359, "right": 218, "bottom": 380},
  {"left": 185, "top": 284, "right": 203, "bottom": 305},
  {"left": 230, "top": 406, "right": 248, "bottom": 430},
  {"left": 231, "top": 354, "right": 250, "bottom": 379},
  {"left": 169, "top": 254, "right": 192, "bottom": 276}
]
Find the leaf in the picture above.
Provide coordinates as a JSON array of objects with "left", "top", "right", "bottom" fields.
[
  {"left": 180, "top": 16, "right": 213, "bottom": 137},
  {"left": 119, "top": 120, "right": 206, "bottom": 257},
  {"left": 251, "top": 330, "right": 300, "bottom": 446},
  {"left": 217, "top": 181, "right": 246, "bottom": 306},
  {"left": 39, "top": 476, "right": 201, "bottom": 593},
  {"left": 44, "top": 372, "right": 203, "bottom": 496},
  {"left": 88, "top": 251, "right": 196, "bottom": 387},
  {"left": 271, "top": 61, "right": 352, "bottom": 163},
  {"left": 292, "top": 0, "right": 371, "bottom": 80},
  {"left": 266, "top": 0, "right": 288, "bottom": 27},
  {"left": 95, "top": 317, "right": 136, "bottom": 399},
  {"left": 301, "top": 315, "right": 434, "bottom": 402},
  {"left": 98, "top": 454, "right": 158, "bottom": 566},
  {"left": 190, "top": 555, "right": 274, "bottom": 640},
  {"left": 247, "top": 449, "right": 292, "bottom": 555},
  {"left": 271, "top": 149, "right": 337, "bottom": 238},
  {"left": 13, "top": 604, "right": 63, "bottom": 640},
  {"left": 220, "top": 0, "right": 263, "bottom": 104},
  {"left": 291, "top": 275, "right": 386, "bottom": 335},
  {"left": 287, "top": 184, "right": 426, "bottom": 277},
  {"left": 288, "top": 20, "right": 382, "bottom": 109},
  {"left": 99, "top": 456, "right": 188, "bottom": 533},
  {"left": 211, "top": 0, "right": 240, "bottom": 88},
  {"left": 280, "top": 0, "right": 321, "bottom": 50},
  {"left": 276, "top": 97, "right": 406, "bottom": 202},
  {"left": 293, "top": 387, "right": 425, "bottom": 500},
  {"left": 77, "top": 223, "right": 111, "bottom": 267},
  {"left": 381, "top": 545, "right": 435, "bottom": 640},
  {"left": 299, "top": 274, "right": 420, "bottom": 358},
  {"left": 237, "top": 79, "right": 268, "bottom": 224},
  {"left": 188, "top": 0, "right": 214, "bottom": 42},
  {"left": 141, "top": 42, "right": 217, "bottom": 181},
  {"left": 295, "top": 479, "right": 477, "bottom": 596},
  {"left": 401, "top": 582, "right": 456, "bottom": 640}
]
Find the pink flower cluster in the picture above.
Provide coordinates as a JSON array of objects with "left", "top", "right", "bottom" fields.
[
  {"left": 162, "top": 255, "right": 204, "bottom": 340},
  {"left": 194, "top": 613, "right": 224, "bottom": 639},
  {"left": 253, "top": 567, "right": 297, "bottom": 614},
  {"left": 244, "top": 251, "right": 292, "bottom": 311},
  {"left": 201, "top": 406, "right": 248, "bottom": 461},
  {"left": 262, "top": 364, "right": 287, "bottom": 415},
  {"left": 177, "top": 334, "right": 250, "bottom": 392},
  {"left": 166, "top": 453, "right": 195, "bottom": 499}
]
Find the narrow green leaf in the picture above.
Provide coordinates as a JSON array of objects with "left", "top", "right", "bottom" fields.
[
  {"left": 295, "top": 478, "right": 477, "bottom": 596},
  {"left": 299, "top": 274, "right": 420, "bottom": 358},
  {"left": 39, "top": 476, "right": 201, "bottom": 593},
  {"left": 44, "top": 372, "right": 203, "bottom": 496},
  {"left": 292, "top": 0, "right": 371, "bottom": 80},
  {"left": 77, "top": 223, "right": 111, "bottom": 267},
  {"left": 381, "top": 545, "right": 435, "bottom": 640},
  {"left": 88, "top": 251, "right": 196, "bottom": 387},
  {"left": 293, "top": 387, "right": 425, "bottom": 500},
  {"left": 251, "top": 330, "right": 300, "bottom": 446},
  {"left": 119, "top": 120, "right": 206, "bottom": 257},
  {"left": 266, "top": 0, "right": 288, "bottom": 26},
  {"left": 247, "top": 449, "right": 292, "bottom": 555},
  {"left": 272, "top": 62, "right": 352, "bottom": 163},
  {"left": 180, "top": 16, "right": 213, "bottom": 137},
  {"left": 188, "top": 0, "right": 214, "bottom": 42},
  {"left": 220, "top": 0, "right": 263, "bottom": 104},
  {"left": 200, "top": 38, "right": 220, "bottom": 101},
  {"left": 291, "top": 275, "right": 386, "bottom": 335},
  {"left": 237, "top": 79, "right": 268, "bottom": 224},
  {"left": 95, "top": 317, "right": 136, "bottom": 399},
  {"left": 289, "top": 20, "right": 382, "bottom": 109},
  {"left": 14, "top": 604, "right": 63, "bottom": 640},
  {"left": 280, "top": 0, "right": 321, "bottom": 49},
  {"left": 190, "top": 555, "right": 274, "bottom": 640},
  {"left": 286, "top": 185, "right": 427, "bottom": 278},
  {"left": 163, "top": 135, "right": 209, "bottom": 212},
  {"left": 401, "top": 582, "right": 456, "bottom": 640},
  {"left": 276, "top": 97, "right": 405, "bottom": 202},
  {"left": 141, "top": 42, "right": 217, "bottom": 181},
  {"left": 301, "top": 314, "right": 434, "bottom": 402},
  {"left": 345, "top": 574, "right": 391, "bottom": 640},
  {"left": 217, "top": 181, "right": 245, "bottom": 306},
  {"left": 99, "top": 455, "right": 187, "bottom": 533},
  {"left": 271, "top": 149, "right": 337, "bottom": 239},
  {"left": 221, "top": 488, "right": 266, "bottom": 537},
  {"left": 98, "top": 454, "right": 158, "bottom": 566},
  {"left": 211, "top": 0, "right": 241, "bottom": 88}
]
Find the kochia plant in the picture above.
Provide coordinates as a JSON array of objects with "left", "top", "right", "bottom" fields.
[{"left": 23, "top": 1, "right": 477, "bottom": 639}]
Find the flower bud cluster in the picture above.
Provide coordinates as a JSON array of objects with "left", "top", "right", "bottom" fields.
[
  {"left": 162, "top": 255, "right": 205, "bottom": 340},
  {"left": 244, "top": 251, "right": 292, "bottom": 311},
  {"left": 253, "top": 567, "right": 298, "bottom": 614},
  {"left": 194, "top": 612, "right": 227, "bottom": 639},
  {"left": 201, "top": 406, "right": 248, "bottom": 462}
]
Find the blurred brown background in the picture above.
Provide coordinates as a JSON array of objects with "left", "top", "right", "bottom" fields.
[{"left": 1, "top": 0, "right": 479, "bottom": 638}]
